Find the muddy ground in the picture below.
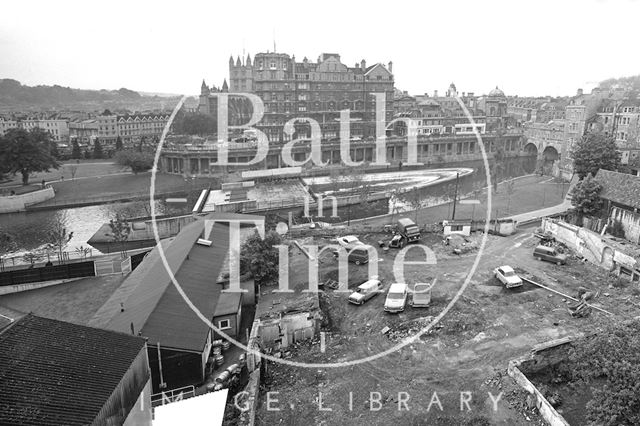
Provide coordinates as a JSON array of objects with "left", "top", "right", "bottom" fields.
[{"left": 254, "top": 225, "right": 640, "bottom": 425}]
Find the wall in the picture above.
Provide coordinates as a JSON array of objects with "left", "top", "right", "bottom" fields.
[
  {"left": 610, "top": 207, "right": 640, "bottom": 244},
  {"left": 123, "top": 380, "right": 152, "bottom": 426},
  {"left": 0, "top": 187, "right": 54, "bottom": 213},
  {"left": 507, "top": 336, "right": 577, "bottom": 426},
  {"left": 214, "top": 313, "right": 239, "bottom": 339},
  {"left": 147, "top": 346, "right": 204, "bottom": 394},
  {"left": 238, "top": 369, "right": 261, "bottom": 426},
  {"left": 543, "top": 218, "right": 639, "bottom": 276},
  {"left": 97, "top": 345, "right": 151, "bottom": 426},
  {"left": 258, "top": 311, "right": 318, "bottom": 352}
]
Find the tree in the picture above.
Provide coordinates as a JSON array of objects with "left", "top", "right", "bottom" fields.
[
  {"left": 571, "top": 173, "right": 603, "bottom": 225},
  {"left": 48, "top": 213, "right": 73, "bottom": 263},
  {"left": 505, "top": 180, "right": 516, "bottom": 215},
  {"left": 0, "top": 128, "right": 59, "bottom": 185},
  {"left": 106, "top": 214, "right": 131, "bottom": 255},
  {"left": 115, "top": 136, "right": 123, "bottom": 151},
  {"left": 49, "top": 140, "right": 59, "bottom": 159},
  {"left": 240, "top": 230, "right": 282, "bottom": 285},
  {"left": 563, "top": 319, "right": 640, "bottom": 426},
  {"left": 71, "top": 140, "right": 81, "bottom": 159},
  {"left": 93, "top": 139, "right": 103, "bottom": 159},
  {"left": 571, "top": 132, "right": 620, "bottom": 179},
  {"left": 83, "top": 149, "right": 91, "bottom": 159},
  {"left": 114, "top": 150, "right": 154, "bottom": 174},
  {"left": 398, "top": 187, "right": 423, "bottom": 222}
]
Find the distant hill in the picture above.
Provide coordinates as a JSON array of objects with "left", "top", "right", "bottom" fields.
[{"left": 0, "top": 79, "right": 187, "bottom": 112}]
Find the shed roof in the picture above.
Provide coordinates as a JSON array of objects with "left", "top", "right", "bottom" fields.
[
  {"left": 595, "top": 169, "right": 640, "bottom": 210},
  {"left": 0, "top": 314, "right": 146, "bottom": 426}
]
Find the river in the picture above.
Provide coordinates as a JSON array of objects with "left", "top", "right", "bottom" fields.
[
  {"left": 0, "top": 156, "right": 536, "bottom": 262},
  {"left": 0, "top": 200, "right": 191, "bottom": 263}
]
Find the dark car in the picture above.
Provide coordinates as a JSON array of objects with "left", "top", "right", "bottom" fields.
[{"left": 533, "top": 245, "right": 567, "bottom": 265}]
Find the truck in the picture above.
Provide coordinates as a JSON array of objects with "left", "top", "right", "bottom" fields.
[{"left": 397, "top": 218, "right": 421, "bottom": 243}]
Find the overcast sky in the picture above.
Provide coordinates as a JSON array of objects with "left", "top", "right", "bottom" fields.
[{"left": 1, "top": 0, "right": 639, "bottom": 98}]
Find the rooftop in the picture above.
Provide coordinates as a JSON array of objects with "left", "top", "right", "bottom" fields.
[
  {"left": 0, "top": 314, "right": 146, "bottom": 426},
  {"left": 96, "top": 213, "right": 263, "bottom": 352},
  {"left": 595, "top": 169, "right": 640, "bottom": 210}
]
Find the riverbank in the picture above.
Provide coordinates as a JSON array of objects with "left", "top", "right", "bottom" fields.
[
  {"left": 348, "top": 175, "right": 569, "bottom": 228},
  {"left": 25, "top": 172, "right": 217, "bottom": 211},
  {"left": 0, "top": 160, "right": 129, "bottom": 189}
]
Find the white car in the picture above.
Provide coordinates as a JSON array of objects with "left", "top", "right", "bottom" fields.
[
  {"left": 384, "top": 283, "right": 409, "bottom": 313},
  {"left": 493, "top": 265, "right": 523, "bottom": 288},
  {"left": 348, "top": 278, "right": 383, "bottom": 305},
  {"left": 336, "top": 235, "right": 363, "bottom": 249}
]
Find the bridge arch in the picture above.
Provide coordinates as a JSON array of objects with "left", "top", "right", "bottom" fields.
[
  {"left": 523, "top": 142, "right": 538, "bottom": 156},
  {"left": 542, "top": 145, "right": 559, "bottom": 161}
]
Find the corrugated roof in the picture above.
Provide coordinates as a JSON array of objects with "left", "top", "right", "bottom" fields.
[
  {"left": 595, "top": 169, "right": 640, "bottom": 210},
  {"left": 0, "top": 314, "right": 146, "bottom": 426}
]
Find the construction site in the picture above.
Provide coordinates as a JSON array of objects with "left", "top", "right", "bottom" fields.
[{"left": 249, "top": 217, "right": 640, "bottom": 425}]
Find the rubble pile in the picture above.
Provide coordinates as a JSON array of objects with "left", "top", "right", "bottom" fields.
[{"left": 385, "top": 316, "right": 441, "bottom": 341}]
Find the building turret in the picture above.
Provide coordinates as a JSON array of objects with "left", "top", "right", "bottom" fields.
[
  {"left": 222, "top": 79, "right": 229, "bottom": 92},
  {"left": 229, "top": 55, "right": 234, "bottom": 67},
  {"left": 200, "top": 79, "right": 209, "bottom": 96},
  {"left": 236, "top": 56, "right": 242, "bottom": 67},
  {"left": 246, "top": 54, "right": 252, "bottom": 67}
]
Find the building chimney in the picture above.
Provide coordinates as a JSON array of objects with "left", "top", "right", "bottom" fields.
[
  {"left": 360, "top": 59, "right": 366, "bottom": 70},
  {"left": 434, "top": 90, "right": 438, "bottom": 97},
  {"left": 388, "top": 61, "right": 393, "bottom": 73},
  {"left": 577, "top": 88, "right": 583, "bottom": 96},
  {"left": 462, "top": 92, "right": 466, "bottom": 97}
]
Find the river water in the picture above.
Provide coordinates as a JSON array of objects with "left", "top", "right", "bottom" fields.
[
  {"left": 0, "top": 156, "right": 535, "bottom": 261},
  {"left": 0, "top": 200, "right": 190, "bottom": 262}
]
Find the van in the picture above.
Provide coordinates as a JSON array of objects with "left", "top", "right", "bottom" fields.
[
  {"left": 348, "top": 278, "right": 383, "bottom": 305},
  {"left": 533, "top": 245, "right": 567, "bottom": 265},
  {"left": 384, "top": 283, "right": 408, "bottom": 313},
  {"left": 410, "top": 281, "right": 434, "bottom": 307}
]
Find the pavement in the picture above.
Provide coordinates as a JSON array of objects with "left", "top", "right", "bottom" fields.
[{"left": 507, "top": 200, "right": 573, "bottom": 225}]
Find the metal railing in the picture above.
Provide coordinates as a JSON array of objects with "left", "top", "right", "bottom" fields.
[{"left": 151, "top": 385, "right": 196, "bottom": 407}]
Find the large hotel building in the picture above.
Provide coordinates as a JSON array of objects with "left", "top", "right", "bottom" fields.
[
  {"left": 160, "top": 52, "right": 524, "bottom": 176},
  {"left": 198, "top": 52, "right": 394, "bottom": 142}
]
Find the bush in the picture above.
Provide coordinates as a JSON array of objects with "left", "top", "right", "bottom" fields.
[
  {"left": 240, "top": 230, "right": 282, "bottom": 285},
  {"left": 114, "top": 150, "right": 154, "bottom": 174},
  {"left": 566, "top": 319, "right": 640, "bottom": 425}
]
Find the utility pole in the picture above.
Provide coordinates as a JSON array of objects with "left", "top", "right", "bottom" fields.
[{"left": 451, "top": 172, "right": 460, "bottom": 220}]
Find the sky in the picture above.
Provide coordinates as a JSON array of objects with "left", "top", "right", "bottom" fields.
[{"left": 1, "top": 0, "right": 639, "bottom": 98}]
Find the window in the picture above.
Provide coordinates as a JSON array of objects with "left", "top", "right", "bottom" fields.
[{"left": 218, "top": 319, "right": 231, "bottom": 330}]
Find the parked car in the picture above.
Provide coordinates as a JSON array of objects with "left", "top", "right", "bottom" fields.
[
  {"left": 336, "top": 235, "right": 363, "bottom": 248},
  {"left": 348, "top": 278, "right": 383, "bottom": 305},
  {"left": 384, "top": 283, "right": 409, "bottom": 313},
  {"left": 410, "top": 282, "right": 433, "bottom": 307},
  {"left": 493, "top": 265, "right": 523, "bottom": 288},
  {"left": 533, "top": 245, "right": 567, "bottom": 265}
]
